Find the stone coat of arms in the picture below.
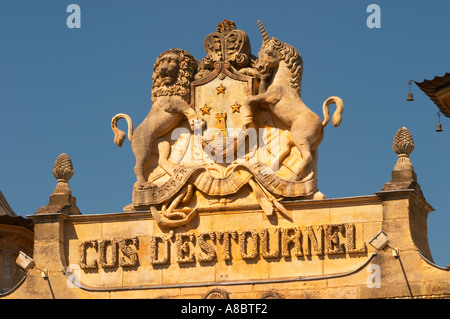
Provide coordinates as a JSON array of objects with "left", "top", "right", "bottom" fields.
[{"left": 111, "top": 19, "right": 344, "bottom": 228}]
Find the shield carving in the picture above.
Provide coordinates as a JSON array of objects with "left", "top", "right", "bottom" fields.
[{"left": 190, "top": 62, "right": 255, "bottom": 163}]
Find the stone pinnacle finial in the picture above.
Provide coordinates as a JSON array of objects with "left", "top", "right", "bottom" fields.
[
  {"left": 381, "top": 127, "right": 424, "bottom": 198},
  {"left": 53, "top": 153, "right": 74, "bottom": 181},
  {"left": 35, "top": 153, "right": 81, "bottom": 215},
  {"left": 392, "top": 127, "right": 414, "bottom": 171},
  {"left": 53, "top": 153, "right": 74, "bottom": 195}
]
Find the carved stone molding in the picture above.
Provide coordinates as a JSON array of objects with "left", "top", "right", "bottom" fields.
[
  {"left": 111, "top": 19, "right": 345, "bottom": 228},
  {"left": 260, "top": 291, "right": 284, "bottom": 299},
  {"left": 204, "top": 288, "right": 229, "bottom": 299},
  {"left": 202, "top": 19, "right": 252, "bottom": 71}
]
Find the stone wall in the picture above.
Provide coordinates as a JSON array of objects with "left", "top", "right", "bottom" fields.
[{"left": 3, "top": 189, "right": 449, "bottom": 299}]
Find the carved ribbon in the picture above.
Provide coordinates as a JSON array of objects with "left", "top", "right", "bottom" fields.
[{"left": 133, "top": 163, "right": 316, "bottom": 207}]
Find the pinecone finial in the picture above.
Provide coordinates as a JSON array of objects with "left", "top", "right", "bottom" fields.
[
  {"left": 52, "top": 153, "right": 74, "bottom": 195},
  {"left": 392, "top": 127, "right": 414, "bottom": 170},
  {"left": 53, "top": 153, "right": 74, "bottom": 181}
]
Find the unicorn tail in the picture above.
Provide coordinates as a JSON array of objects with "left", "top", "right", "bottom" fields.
[{"left": 322, "top": 96, "right": 344, "bottom": 127}]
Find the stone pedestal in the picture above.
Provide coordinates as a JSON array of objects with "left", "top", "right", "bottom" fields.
[{"left": 34, "top": 194, "right": 80, "bottom": 216}]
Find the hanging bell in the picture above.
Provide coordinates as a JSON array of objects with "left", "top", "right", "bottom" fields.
[
  {"left": 407, "top": 92, "right": 414, "bottom": 101},
  {"left": 436, "top": 112, "right": 443, "bottom": 132},
  {"left": 407, "top": 80, "right": 414, "bottom": 101}
]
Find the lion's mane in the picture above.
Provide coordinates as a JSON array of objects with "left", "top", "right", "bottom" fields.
[{"left": 151, "top": 48, "right": 198, "bottom": 103}]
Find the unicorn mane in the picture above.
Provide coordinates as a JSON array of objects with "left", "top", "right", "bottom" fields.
[{"left": 268, "top": 38, "right": 303, "bottom": 95}]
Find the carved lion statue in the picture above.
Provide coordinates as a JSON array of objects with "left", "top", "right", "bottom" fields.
[{"left": 111, "top": 48, "right": 203, "bottom": 189}]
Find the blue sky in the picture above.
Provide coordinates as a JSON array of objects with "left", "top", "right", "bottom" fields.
[{"left": 1, "top": 1, "right": 449, "bottom": 266}]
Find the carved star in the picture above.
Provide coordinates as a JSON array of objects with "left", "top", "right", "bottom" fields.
[
  {"left": 200, "top": 104, "right": 211, "bottom": 115},
  {"left": 230, "top": 101, "right": 241, "bottom": 113},
  {"left": 216, "top": 84, "right": 226, "bottom": 95}
]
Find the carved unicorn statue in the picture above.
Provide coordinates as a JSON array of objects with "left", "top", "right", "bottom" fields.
[{"left": 244, "top": 20, "right": 344, "bottom": 181}]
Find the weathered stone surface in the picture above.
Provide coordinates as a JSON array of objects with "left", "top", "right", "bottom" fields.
[
  {"left": 3, "top": 21, "right": 448, "bottom": 301},
  {"left": 109, "top": 19, "right": 345, "bottom": 227},
  {"left": 35, "top": 154, "right": 81, "bottom": 216},
  {"left": 382, "top": 127, "right": 424, "bottom": 198},
  {"left": 4, "top": 190, "right": 449, "bottom": 299}
]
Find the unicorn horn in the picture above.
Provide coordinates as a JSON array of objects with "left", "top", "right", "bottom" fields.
[{"left": 257, "top": 20, "right": 270, "bottom": 43}]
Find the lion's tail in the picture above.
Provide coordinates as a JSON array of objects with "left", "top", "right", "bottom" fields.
[
  {"left": 111, "top": 113, "right": 134, "bottom": 147},
  {"left": 322, "top": 96, "right": 344, "bottom": 127}
]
